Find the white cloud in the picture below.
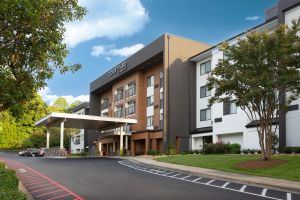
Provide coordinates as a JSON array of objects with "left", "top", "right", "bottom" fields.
[
  {"left": 64, "top": 0, "right": 149, "bottom": 47},
  {"left": 38, "top": 87, "right": 89, "bottom": 106},
  {"left": 109, "top": 44, "right": 144, "bottom": 57},
  {"left": 91, "top": 43, "right": 144, "bottom": 58},
  {"left": 245, "top": 16, "right": 260, "bottom": 21}
]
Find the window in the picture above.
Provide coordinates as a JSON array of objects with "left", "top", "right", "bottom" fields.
[
  {"left": 147, "top": 116, "right": 154, "bottom": 127},
  {"left": 115, "top": 87, "right": 123, "bottom": 102},
  {"left": 200, "top": 60, "right": 211, "bottom": 75},
  {"left": 126, "top": 100, "right": 135, "bottom": 116},
  {"left": 147, "top": 95, "right": 154, "bottom": 107},
  {"left": 160, "top": 113, "right": 163, "bottom": 129},
  {"left": 74, "top": 136, "right": 80, "bottom": 145},
  {"left": 114, "top": 105, "right": 123, "bottom": 118},
  {"left": 126, "top": 81, "right": 136, "bottom": 97},
  {"left": 101, "top": 98, "right": 109, "bottom": 110},
  {"left": 147, "top": 75, "right": 154, "bottom": 87},
  {"left": 223, "top": 101, "right": 237, "bottom": 115},
  {"left": 200, "top": 85, "right": 211, "bottom": 98},
  {"left": 200, "top": 108, "right": 211, "bottom": 121},
  {"left": 160, "top": 71, "right": 164, "bottom": 88}
]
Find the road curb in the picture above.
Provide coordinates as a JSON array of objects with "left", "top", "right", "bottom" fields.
[
  {"left": 129, "top": 157, "right": 300, "bottom": 195},
  {"left": 18, "top": 180, "right": 34, "bottom": 200}
]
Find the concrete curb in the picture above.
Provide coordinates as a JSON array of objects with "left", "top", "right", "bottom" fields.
[
  {"left": 129, "top": 157, "right": 300, "bottom": 195},
  {"left": 18, "top": 180, "right": 34, "bottom": 200}
]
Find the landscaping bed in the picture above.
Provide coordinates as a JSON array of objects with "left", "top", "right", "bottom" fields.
[
  {"left": 0, "top": 162, "right": 26, "bottom": 200},
  {"left": 156, "top": 154, "right": 300, "bottom": 182}
]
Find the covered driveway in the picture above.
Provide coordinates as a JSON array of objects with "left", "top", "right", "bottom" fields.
[{"left": 35, "top": 112, "right": 137, "bottom": 152}]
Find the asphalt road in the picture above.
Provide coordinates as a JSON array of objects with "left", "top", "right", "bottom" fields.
[{"left": 0, "top": 151, "right": 298, "bottom": 200}]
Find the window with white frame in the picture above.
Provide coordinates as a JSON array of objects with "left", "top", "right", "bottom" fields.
[
  {"left": 147, "top": 95, "right": 154, "bottom": 107},
  {"left": 223, "top": 101, "right": 237, "bottom": 115},
  {"left": 200, "top": 85, "right": 211, "bottom": 98},
  {"left": 115, "top": 87, "right": 123, "bottom": 102},
  {"left": 200, "top": 108, "right": 211, "bottom": 121},
  {"left": 114, "top": 105, "right": 123, "bottom": 118},
  {"left": 147, "top": 75, "right": 154, "bottom": 87},
  {"left": 126, "top": 100, "right": 135, "bottom": 116},
  {"left": 147, "top": 116, "right": 154, "bottom": 127},
  {"left": 200, "top": 60, "right": 211, "bottom": 75},
  {"left": 126, "top": 81, "right": 136, "bottom": 97}
]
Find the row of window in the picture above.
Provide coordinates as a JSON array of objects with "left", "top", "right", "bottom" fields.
[
  {"left": 146, "top": 114, "right": 164, "bottom": 128},
  {"left": 200, "top": 101, "right": 237, "bottom": 121},
  {"left": 114, "top": 101, "right": 136, "bottom": 117}
]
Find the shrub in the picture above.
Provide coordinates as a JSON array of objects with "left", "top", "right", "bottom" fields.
[
  {"left": 228, "top": 144, "right": 241, "bottom": 154},
  {"left": 147, "top": 149, "right": 161, "bottom": 156},
  {"left": 167, "top": 143, "right": 176, "bottom": 155},
  {"left": 279, "top": 146, "right": 300, "bottom": 154}
]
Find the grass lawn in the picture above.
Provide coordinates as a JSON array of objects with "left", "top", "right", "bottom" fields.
[{"left": 156, "top": 154, "right": 300, "bottom": 182}]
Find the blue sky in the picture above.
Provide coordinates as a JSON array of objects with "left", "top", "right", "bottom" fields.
[{"left": 39, "top": 0, "right": 277, "bottom": 105}]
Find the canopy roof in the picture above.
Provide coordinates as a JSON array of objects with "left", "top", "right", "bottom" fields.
[{"left": 35, "top": 112, "right": 137, "bottom": 130}]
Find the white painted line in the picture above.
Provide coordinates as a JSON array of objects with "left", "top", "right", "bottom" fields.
[
  {"left": 170, "top": 173, "right": 181, "bottom": 177},
  {"left": 192, "top": 177, "right": 202, "bottom": 182},
  {"left": 261, "top": 189, "right": 268, "bottom": 197},
  {"left": 181, "top": 175, "right": 191, "bottom": 180},
  {"left": 118, "top": 161, "right": 283, "bottom": 200},
  {"left": 164, "top": 172, "right": 175, "bottom": 175},
  {"left": 221, "top": 182, "right": 230, "bottom": 188},
  {"left": 287, "top": 193, "right": 291, "bottom": 200},
  {"left": 18, "top": 168, "right": 27, "bottom": 173},
  {"left": 206, "top": 180, "right": 215, "bottom": 185},
  {"left": 240, "top": 185, "right": 247, "bottom": 192}
]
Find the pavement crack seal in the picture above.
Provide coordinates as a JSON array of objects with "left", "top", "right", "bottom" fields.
[
  {"left": 119, "top": 160, "right": 299, "bottom": 200},
  {"left": 2, "top": 158, "right": 84, "bottom": 200}
]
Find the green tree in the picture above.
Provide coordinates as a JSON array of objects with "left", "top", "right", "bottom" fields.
[
  {"left": 0, "top": 0, "right": 86, "bottom": 113},
  {"left": 0, "top": 94, "right": 48, "bottom": 149},
  {"left": 207, "top": 19, "right": 300, "bottom": 161},
  {"left": 69, "top": 100, "right": 82, "bottom": 110},
  {"left": 52, "top": 97, "right": 68, "bottom": 112}
]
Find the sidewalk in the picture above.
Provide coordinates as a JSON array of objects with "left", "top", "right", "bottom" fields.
[{"left": 130, "top": 156, "right": 300, "bottom": 195}]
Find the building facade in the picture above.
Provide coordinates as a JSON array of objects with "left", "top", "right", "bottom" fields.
[
  {"left": 89, "top": 34, "right": 210, "bottom": 155},
  {"left": 69, "top": 102, "right": 89, "bottom": 154},
  {"left": 189, "top": 0, "right": 300, "bottom": 150}
]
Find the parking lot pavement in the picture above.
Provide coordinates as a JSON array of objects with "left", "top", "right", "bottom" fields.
[
  {"left": 1, "top": 151, "right": 299, "bottom": 200},
  {"left": 119, "top": 160, "right": 300, "bottom": 200},
  {"left": 4, "top": 159, "right": 83, "bottom": 200}
]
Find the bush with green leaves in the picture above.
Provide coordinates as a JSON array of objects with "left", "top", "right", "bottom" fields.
[
  {"left": 228, "top": 143, "right": 241, "bottom": 154},
  {"left": 279, "top": 146, "right": 300, "bottom": 154},
  {"left": 203, "top": 143, "right": 241, "bottom": 154},
  {"left": 167, "top": 143, "right": 176, "bottom": 155},
  {"left": 147, "top": 149, "right": 161, "bottom": 156},
  {"left": 0, "top": 163, "right": 26, "bottom": 200}
]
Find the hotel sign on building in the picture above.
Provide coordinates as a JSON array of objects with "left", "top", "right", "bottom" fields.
[{"left": 107, "top": 62, "right": 128, "bottom": 77}]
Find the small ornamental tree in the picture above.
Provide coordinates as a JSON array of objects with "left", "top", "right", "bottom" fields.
[{"left": 207, "top": 19, "right": 300, "bottom": 161}]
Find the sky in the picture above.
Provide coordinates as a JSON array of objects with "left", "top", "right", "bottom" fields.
[{"left": 39, "top": 0, "right": 278, "bottom": 105}]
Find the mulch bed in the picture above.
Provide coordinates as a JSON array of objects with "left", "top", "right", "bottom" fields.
[{"left": 236, "top": 159, "right": 288, "bottom": 169}]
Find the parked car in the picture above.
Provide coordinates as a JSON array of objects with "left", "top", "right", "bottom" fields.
[
  {"left": 18, "top": 150, "right": 25, "bottom": 156},
  {"left": 38, "top": 148, "right": 47, "bottom": 157},
  {"left": 24, "top": 148, "right": 40, "bottom": 157}
]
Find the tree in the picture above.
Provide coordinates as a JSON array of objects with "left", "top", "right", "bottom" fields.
[
  {"left": 0, "top": 94, "right": 48, "bottom": 149},
  {"left": 0, "top": 0, "right": 86, "bottom": 113},
  {"left": 52, "top": 97, "right": 69, "bottom": 112},
  {"left": 207, "top": 19, "right": 300, "bottom": 161},
  {"left": 69, "top": 100, "right": 82, "bottom": 110}
]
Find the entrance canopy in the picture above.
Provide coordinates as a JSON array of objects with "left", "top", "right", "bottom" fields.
[{"left": 35, "top": 112, "right": 137, "bottom": 130}]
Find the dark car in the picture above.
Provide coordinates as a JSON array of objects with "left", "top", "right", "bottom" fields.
[{"left": 24, "top": 148, "right": 40, "bottom": 157}]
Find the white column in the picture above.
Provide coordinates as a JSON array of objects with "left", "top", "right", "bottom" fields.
[
  {"left": 60, "top": 120, "right": 64, "bottom": 149},
  {"left": 113, "top": 139, "right": 116, "bottom": 152},
  {"left": 99, "top": 142, "right": 102, "bottom": 152},
  {"left": 120, "top": 127, "right": 124, "bottom": 151},
  {"left": 46, "top": 128, "right": 50, "bottom": 149},
  {"left": 125, "top": 135, "right": 128, "bottom": 150}
]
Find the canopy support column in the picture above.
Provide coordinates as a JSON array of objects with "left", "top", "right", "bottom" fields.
[
  {"left": 125, "top": 135, "right": 128, "bottom": 150},
  {"left": 120, "top": 126, "right": 124, "bottom": 152},
  {"left": 60, "top": 120, "right": 65, "bottom": 149},
  {"left": 46, "top": 128, "right": 50, "bottom": 149}
]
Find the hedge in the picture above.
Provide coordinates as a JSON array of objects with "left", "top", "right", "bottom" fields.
[
  {"left": 279, "top": 146, "right": 300, "bottom": 154},
  {"left": 0, "top": 163, "right": 27, "bottom": 200},
  {"left": 203, "top": 143, "right": 241, "bottom": 154}
]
